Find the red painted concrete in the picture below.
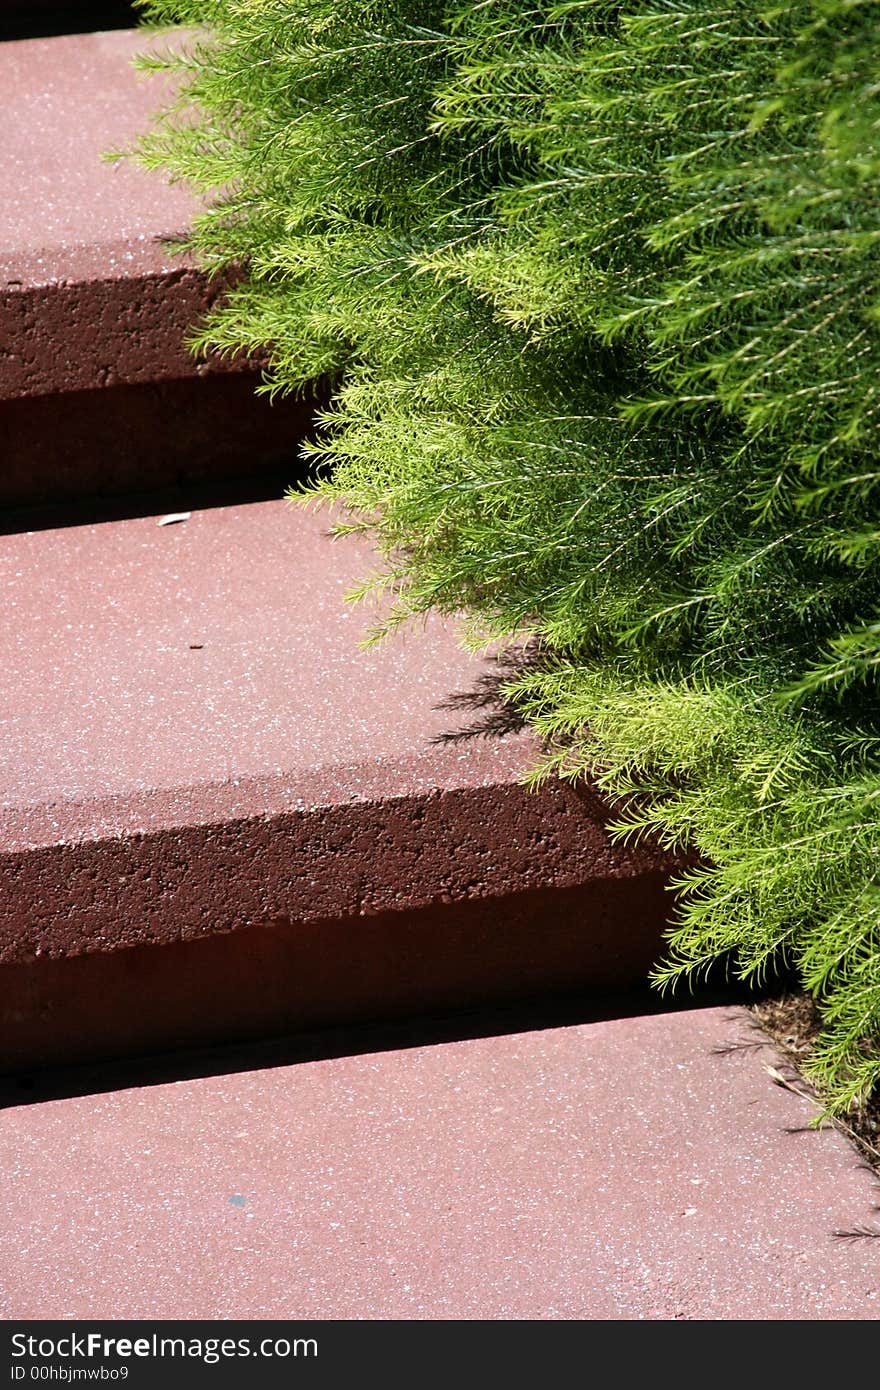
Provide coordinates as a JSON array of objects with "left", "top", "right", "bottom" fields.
[
  {"left": 0, "top": 29, "right": 233, "bottom": 397},
  {"left": 0, "top": 499, "right": 674, "bottom": 967},
  {"left": 0, "top": 881, "right": 672, "bottom": 1070},
  {"left": 0, "top": 1006, "right": 877, "bottom": 1319},
  {"left": 1, "top": 30, "right": 194, "bottom": 284}
]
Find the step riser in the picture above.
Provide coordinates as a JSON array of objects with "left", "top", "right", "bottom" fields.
[
  {"left": 1, "top": 781, "right": 669, "bottom": 964},
  {"left": 1, "top": 269, "right": 240, "bottom": 403},
  {"left": 0, "top": 876, "right": 670, "bottom": 1071},
  {"left": 0, "top": 371, "right": 320, "bottom": 512}
]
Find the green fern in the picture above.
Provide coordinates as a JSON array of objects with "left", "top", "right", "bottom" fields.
[{"left": 133, "top": 0, "right": 880, "bottom": 1111}]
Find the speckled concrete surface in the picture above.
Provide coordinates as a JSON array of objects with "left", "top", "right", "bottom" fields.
[
  {"left": 0, "top": 499, "right": 673, "bottom": 964},
  {"left": 1, "top": 30, "right": 195, "bottom": 283},
  {"left": 0, "top": 1006, "right": 877, "bottom": 1319},
  {"left": 0, "top": 30, "right": 233, "bottom": 397},
  {"left": 1, "top": 501, "right": 526, "bottom": 818}
]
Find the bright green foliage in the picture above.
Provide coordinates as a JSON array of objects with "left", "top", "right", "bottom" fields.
[{"left": 134, "top": 0, "right": 880, "bottom": 1109}]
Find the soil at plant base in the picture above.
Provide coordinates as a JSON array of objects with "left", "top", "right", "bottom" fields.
[{"left": 752, "top": 993, "right": 880, "bottom": 1179}]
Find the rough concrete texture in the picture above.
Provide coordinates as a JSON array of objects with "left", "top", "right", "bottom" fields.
[
  {"left": 0, "top": 882, "right": 672, "bottom": 1071},
  {"left": 0, "top": 1006, "right": 877, "bottom": 1320},
  {"left": 0, "top": 499, "right": 674, "bottom": 963},
  {"left": 0, "top": 29, "right": 233, "bottom": 397}
]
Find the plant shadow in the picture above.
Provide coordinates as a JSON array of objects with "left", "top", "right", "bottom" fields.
[{"left": 431, "top": 640, "right": 547, "bottom": 744}]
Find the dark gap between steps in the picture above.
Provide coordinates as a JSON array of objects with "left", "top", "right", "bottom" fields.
[
  {"left": 0, "top": 2, "right": 137, "bottom": 41},
  {"left": 0, "top": 972, "right": 771, "bottom": 1110},
  {"left": 0, "top": 370, "right": 328, "bottom": 532},
  {"left": 0, "top": 468, "right": 303, "bottom": 536}
]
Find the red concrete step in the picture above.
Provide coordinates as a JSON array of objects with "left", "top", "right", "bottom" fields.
[
  {"left": 0, "top": 497, "right": 675, "bottom": 1069},
  {"left": 0, "top": 29, "right": 213, "bottom": 402},
  {"left": 0, "top": 371, "right": 323, "bottom": 514},
  {"left": 1, "top": 26, "right": 216, "bottom": 395},
  {"left": 0, "top": 29, "right": 324, "bottom": 511},
  {"left": 1, "top": 1004, "right": 877, "bottom": 1319}
]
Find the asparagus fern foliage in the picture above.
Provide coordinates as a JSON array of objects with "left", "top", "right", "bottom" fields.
[{"left": 133, "top": 0, "right": 880, "bottom": 1110}]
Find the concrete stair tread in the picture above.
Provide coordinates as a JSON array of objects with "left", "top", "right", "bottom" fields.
[
  {"left": 0, "top": 32, "right": 315, "bottom": 514},
  {"left": 1, "top": 499, "right": 534, "bottom": 832},
  {"left": 1, "top": 28, "right": 194, "bottom": 285},
  {"left": 0, "top": 498, "right": 671, "bottom": 1038},
  {"left": 2, "top": 1004, "right": 877, "bottom": 1320}
]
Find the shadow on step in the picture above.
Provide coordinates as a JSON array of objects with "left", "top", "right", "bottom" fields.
[
  {"left": 0, "top": 987, "right": 763, "bottom": 1111},
  {"left": 0, "top": 879, "right": 771, "bottom": 1108},
  {"left": 0, "top": 3, "right": 137, "bottom": 42},
  {"left": 0, "top": 370, "right": 327, "bottom": 528}
]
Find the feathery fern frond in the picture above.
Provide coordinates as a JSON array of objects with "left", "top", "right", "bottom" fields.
[{"left": 135, "top": 0, "right": 880, "bottom": 1110}]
